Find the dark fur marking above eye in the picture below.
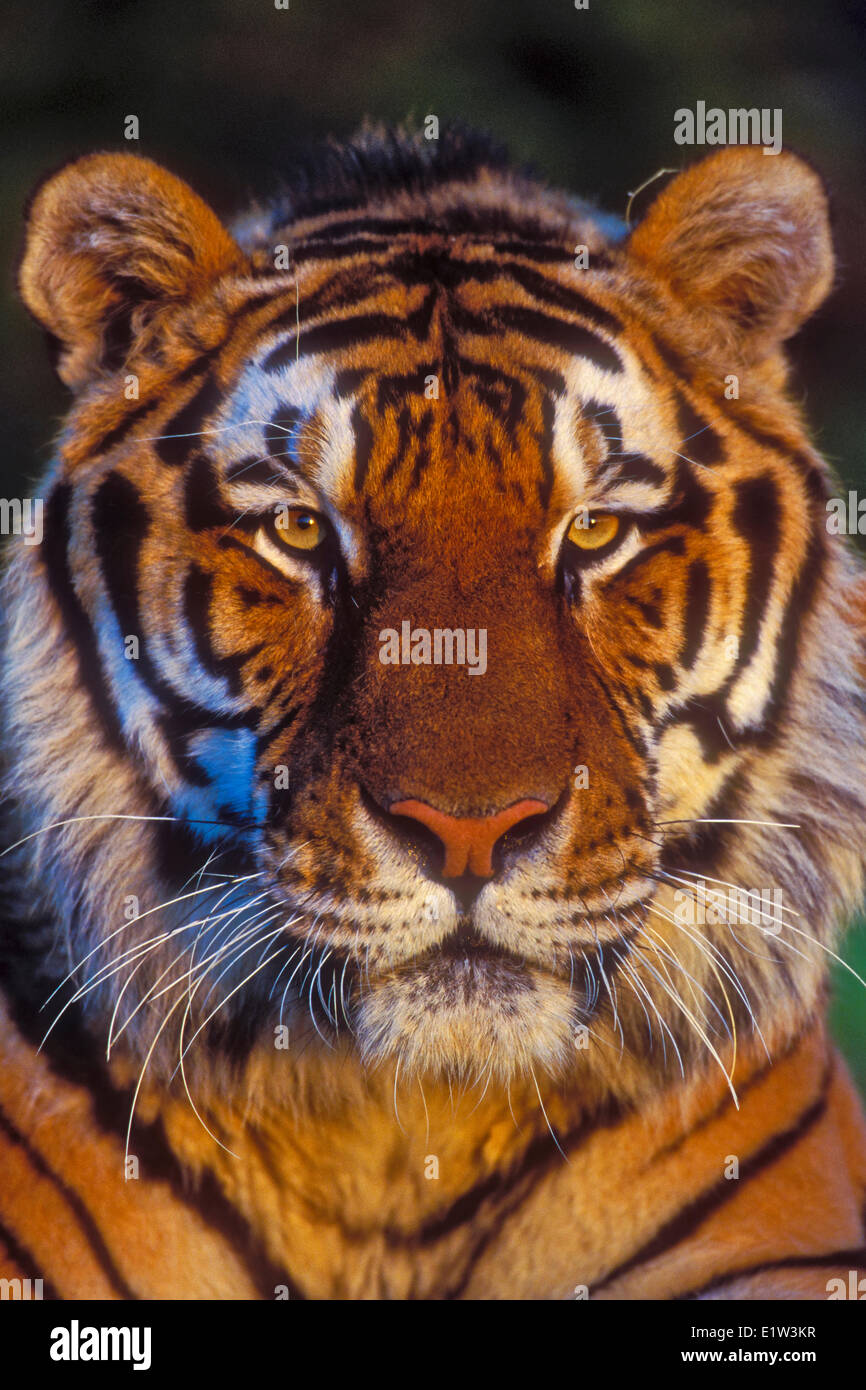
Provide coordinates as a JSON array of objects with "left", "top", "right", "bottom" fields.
[
  {"left": 185, "top": 452, "right": 233, "bottom": 532},
  {"left": 156, "top": 374, "right": 224, "bottom": 467},
  {"left": 583, "top": 400, "right": 623, "bottom": 452},
  {"left": 225, "top": 456, "right": 287, "bottom": 487},
  {"left": 617, "top": 453, "right": 666, "bottom": 486},
  {"left": 264, "top": 408, "right": 305, "bottom": 462},
  {"left": 639, "top": 460, "right": 713, "bottom": 533}
]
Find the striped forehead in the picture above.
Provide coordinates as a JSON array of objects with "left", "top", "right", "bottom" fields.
[{"left": 212, "top": 315, "right": 680, "bottom": 523}]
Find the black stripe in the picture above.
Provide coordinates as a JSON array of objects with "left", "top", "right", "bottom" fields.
[
  {"left": 652, "top": 334, "right": 693, "bottom": 380},
  {"left": 678, "top": 1247, "right": 866, "bottom": 1300},
  {"left": 729, "top": 475, "right": 781, "bottom": 677},
  {"left": 440, "top": 1097, "right": 626, "bottom": 1297},
  {"left": 375, "top": 366, "right": 437, "bottom": 413},
  {"left": 93, "top": 474, "right": 259, "bottom": 741},
  {"left": 380, "top": 250, "right": 623, "bottom": 337},
  {"left": 502, "top": 261, "right": 623, "bottom": 335},
  {"left": 764, "top": 524, "right": 826, "bottom": 725},
  {"left": 586, "top": 399, "right": 623, "bottom": 452},
  {"left": 256, "top": 702, "right": 303, "bottom": 757},
  {"left": 289, "top": 236, "right": 395, "bottom": 263},
  {"left": 184, "top": 452, "right": 234, "bottom": 531},
  {"left": 667, "top": 693, "right": 740, "bottom": 763},
  {"left": 0, "top": 990, "right": 306, "bottom": 1299},
  {"left": 92, "top": 397, "right": 161, "bottom": 459},
  {"left": 0, "top": 1215, "right": 59, "bottom": 1299},
  {"left": 334, "top": 366, "right": 370, "bottom": 397},
  {"left": 536, "top": 391, "right": 556, "bottom": 507},
  {"left": 264, "top": 311, "right": 409, "bottom": 372},
  {"left": 624, "top": 595, "right": 663, "bottom": 629},
  {"left": 296, "top": 214, "right": 435, "bottom": 241},
  {"left": 592, "top": 1072, "right": 830, "bottom": 1294},
  {"left": 675, "top": 393, "right": 724, "bottom": 467},
  {"left": 639, "top": 459, "right": 713, "bottom": 534},
  {"left": 0, "top": 1103, "right": 136, "bottom": 1298},
  {"left": 352, "top": 402, "right": 375, "bottom": 491},
  {"left": 616, "top": 453, "right": 666, "bottom": 486},
  {"left": 92, "top": 472, "right": 158, "bottom": 686},
  {"left": 532, "top": 365, "right": 567, "bottom": 396},
  {"left": 459, "top": 360, "right": 527, "bottom": 443},
  {"left": 680, "top": 560, "right": 710, "bottom": 669},
  {"left": 39, "top": 484, "right": 126, "bottom": 751},
  {"left": 495, "top": 305, "right": 622, "bottom": 373},
  {"left": 225, "top": 456, "right": 288, "bottom": 488}
]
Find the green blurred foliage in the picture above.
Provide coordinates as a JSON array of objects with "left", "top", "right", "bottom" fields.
[{"left": 1, "top": 0, "right": 864, "bottom": 1085}]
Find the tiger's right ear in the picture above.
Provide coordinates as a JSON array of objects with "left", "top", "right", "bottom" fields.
[{"left": 19, "top": 153, "right": 246, "bottom": 389}]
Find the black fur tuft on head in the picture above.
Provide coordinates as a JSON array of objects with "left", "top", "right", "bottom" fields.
[{"left": 266, "top": 121, "right": 512, "bottom": 225}]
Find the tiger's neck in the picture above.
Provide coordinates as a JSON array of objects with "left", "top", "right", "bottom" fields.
[
  {"left": 151, "top": 1024, "right": 847, "bottom": 1299},
  {"left": 1, "top": 987, "right": 860, "bottom": 1298}
]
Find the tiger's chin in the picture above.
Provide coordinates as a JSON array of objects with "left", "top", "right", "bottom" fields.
[{"left": 355, "top": 944, "right": 579, "bottom": 1083}]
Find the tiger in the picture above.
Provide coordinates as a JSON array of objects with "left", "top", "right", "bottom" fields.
[{"left": 1, "top": 124, "right": 865, "bottom": 1302}]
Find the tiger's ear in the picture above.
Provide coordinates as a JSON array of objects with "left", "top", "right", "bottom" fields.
[
  {"left": 627, "top": 148, "right": 834, "bottom": 362},
  {"left": 19, "top": 153, "right": 246, "bottom": 389}
]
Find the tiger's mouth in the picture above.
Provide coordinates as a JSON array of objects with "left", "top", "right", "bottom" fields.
[{"left": 404, "top": 926, "right": 534, "bottom": 987}]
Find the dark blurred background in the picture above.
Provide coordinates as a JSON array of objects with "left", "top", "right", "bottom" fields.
[{"left": 1, "top": 0, "right": 864, "bottom": 1088}]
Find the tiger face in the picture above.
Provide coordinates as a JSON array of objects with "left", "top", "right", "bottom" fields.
[{"left": 8, "top": 130, "right": 866, "bottom": 1099}]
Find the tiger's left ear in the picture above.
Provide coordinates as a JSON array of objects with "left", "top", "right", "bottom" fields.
[
  {"left": 627, "top": 147, "right": 834, "bottom": 362},
  {"left": 19, "top": 153, "right": 246, "bottom": 389}
]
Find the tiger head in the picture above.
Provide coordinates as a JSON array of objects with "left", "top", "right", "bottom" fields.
[{"left": 6, "top": 129, "right": 865, "bottom": 1103}]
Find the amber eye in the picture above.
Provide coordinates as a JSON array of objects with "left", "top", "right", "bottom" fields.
[
  {"left": 566, "top": 510, "right": 621, "bottom": 552},
  {"left": 272, "top": 506, "right": 328, "bottom": 552}
]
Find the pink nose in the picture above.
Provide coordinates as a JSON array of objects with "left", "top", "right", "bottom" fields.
[{"left": 389, "top": 798, "right": 549, "bottom": 878}]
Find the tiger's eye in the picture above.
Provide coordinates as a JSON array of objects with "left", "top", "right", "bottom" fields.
[
  {"left": 567, "top": 511, "right": 621, "bottom": 551},
  {"left": 273, "top": 507, "right": 327, "bottom": 551}
]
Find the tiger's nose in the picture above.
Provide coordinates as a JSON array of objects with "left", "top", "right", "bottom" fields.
[{"left": 388, "top": 798, "right": 550, "bottom": 878}]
